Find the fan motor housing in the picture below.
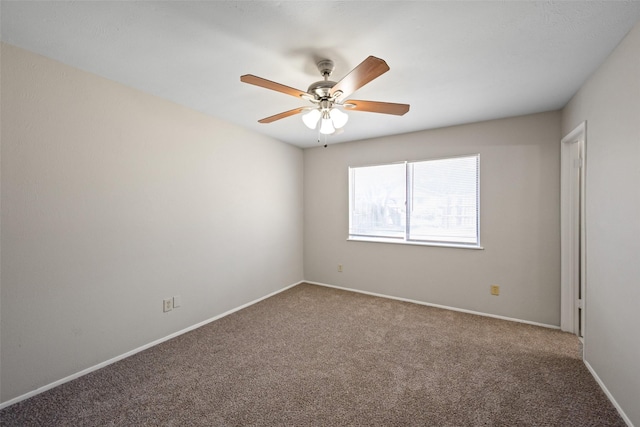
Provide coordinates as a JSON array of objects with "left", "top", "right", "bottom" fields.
[{"left": 307, "top": 80, "right": 336, "bottom": 99}]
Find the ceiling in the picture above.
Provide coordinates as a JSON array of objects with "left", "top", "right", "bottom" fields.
[{"left": 2, "top": 1, "right": 640, "bottom": 148}]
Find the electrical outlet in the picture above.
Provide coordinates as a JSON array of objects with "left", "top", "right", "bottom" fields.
[
  {"left": 490, "top": 285, "right": 500, "bottom": 296},
  {"left": 338, "top": 264, "right": 343, "bottom": 272},
  {"left": 163, "top": 298, "right": 173, "bottom": 312}
]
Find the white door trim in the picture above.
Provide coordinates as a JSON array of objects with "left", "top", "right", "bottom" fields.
[{"left": 560, "top": 121, "right": 586, "bottom": 335}]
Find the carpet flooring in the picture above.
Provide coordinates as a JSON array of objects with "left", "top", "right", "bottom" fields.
[{"left": 0, "top": 283, "right": 625, "bottom": 426}]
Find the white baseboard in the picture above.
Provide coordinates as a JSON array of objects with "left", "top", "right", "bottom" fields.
[
  {"left": 0, "top": 280, "right": 304, "bottom": 410},
  {"left": 304, "top": 280, "right": 560, "bottom": 330},
  {"left": 583, "top": 360, "right": 634, "bottom": 427}
]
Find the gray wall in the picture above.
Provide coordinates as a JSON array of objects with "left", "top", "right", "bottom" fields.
[
  {"left": 562, "top": 22, "right": 640, "bottom": 426},
  {"left": 0, "top": 44, "right": 304, "bottom": 403},
  {"left": 304, "top": 111, "right": 561, "bottom": 326}
]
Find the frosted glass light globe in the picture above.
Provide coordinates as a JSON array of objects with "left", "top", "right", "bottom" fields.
[
  {"left": 302, "top": 109, "right": 321, "bottom": 129},
  {"left": 319, "top": 118, "right": 335, "bottom": 135},
  {"left": 330, "top": 108, "right": 349, "bottom": 129}
]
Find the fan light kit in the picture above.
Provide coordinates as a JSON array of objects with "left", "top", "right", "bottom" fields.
[{"left": 241, "top": 56, "right": 410, "bottom": 138}]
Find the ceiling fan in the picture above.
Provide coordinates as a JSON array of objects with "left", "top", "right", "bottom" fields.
[{"left": 240, "top": 56, "right": 410, "bottom": 136}]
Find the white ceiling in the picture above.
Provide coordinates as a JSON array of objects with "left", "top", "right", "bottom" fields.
[{"left": 2, "top": 1, "right": 640, "bottom": 148}]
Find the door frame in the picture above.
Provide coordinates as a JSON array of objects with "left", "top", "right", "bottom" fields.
[{"left": 560, "top": 121, "right": 586, "bottom": 336}]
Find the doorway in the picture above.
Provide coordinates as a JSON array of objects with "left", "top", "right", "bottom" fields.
[{"left": 560, "top": 122, "right": 586, "bottom": 339}]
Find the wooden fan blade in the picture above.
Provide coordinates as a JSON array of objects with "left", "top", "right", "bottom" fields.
[
  {"left": 258, "top": 107, "right": 308, "bottom": 123},
  {"left": 345, "top": 100, "right": 410, "bottom": 116},
  {"left": 330, "top": 56, "right": 390, "bottom": 99},
  {"left": 241, "top": 75, "right": 308, "bottom": 99}
]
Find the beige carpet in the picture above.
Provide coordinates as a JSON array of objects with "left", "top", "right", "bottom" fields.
[{"left": 0, "top": 283, "right": 625, "bottom": 426}]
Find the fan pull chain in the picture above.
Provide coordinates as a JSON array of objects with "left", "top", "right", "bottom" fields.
[{"left": 317, "top": 130, "right": 328, "bottom": 148}]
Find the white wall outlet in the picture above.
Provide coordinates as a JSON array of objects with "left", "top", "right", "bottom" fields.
[
  {"left": 163, "top": 298, "right": 173, "bottom": 312},
  {"left": 173, "top": 295, "right": 181, "bottom": 308}
]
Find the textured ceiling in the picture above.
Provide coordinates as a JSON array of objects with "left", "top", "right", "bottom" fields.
[{"left": 2, "top": 1, "right": 640, "bottom": 148}]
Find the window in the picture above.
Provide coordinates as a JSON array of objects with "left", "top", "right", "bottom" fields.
[{"left": 349, "top": 154, "right": 480, "bottom": 248}]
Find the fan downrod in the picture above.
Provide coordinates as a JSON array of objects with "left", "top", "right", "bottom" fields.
[{"left": 307, "top": 59, "right": 338, "bottom": 98}]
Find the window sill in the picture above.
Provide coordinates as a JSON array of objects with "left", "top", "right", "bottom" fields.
[{"left": 347, "top": 236, "right": 484, "bottom": 250}]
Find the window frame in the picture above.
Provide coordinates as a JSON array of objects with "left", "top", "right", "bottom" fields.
[{"left": 348, "top": 154, "right": 482, "bottom": 250}]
